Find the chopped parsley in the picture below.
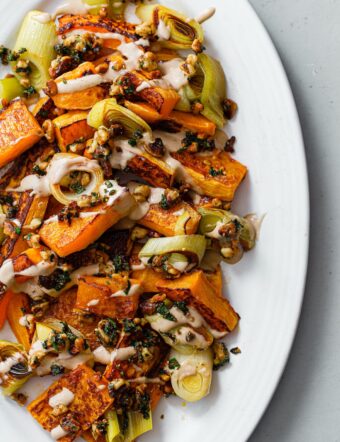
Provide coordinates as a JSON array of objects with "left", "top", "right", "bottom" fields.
[
  {"left": 209, "top": 167, "right": 224, "bottom": 177},
  {"left": 14, "top": 227, "right": 21, "bottom": 235},
  {"left": 124, "top": 280, "right": 131, "bottom": 295},
  {"left": 160, "top": 194, "right": 169, "bottom": 210},
  {"left": 23, "top": 85, "right": 37, "bottom": 97},
  {"left": 174, "top": 301, "right": 189, "bottom": 315},
  {"left": 179, "top": 131, "right": 215, "bottom": 153},
  {"left": 168, "top": 357, "right": 180, "bottom": 370},
  {"left": 39, "top": 269, "right": 71, "bottom": 292},
  {"left": 32, "top": 164, "right": 47, "bottom": 176},
  {"left": 50, "top": 364, "right": 65, "bottom": 376},
  {"left": 70, "top": 182, "right": 86, "bottom": 194},
  {"left": 123, "top": 319, "right": 137, "bottom": 333},
  {"left": 156, "top": 302, "right": 176, "bottom": 322}
]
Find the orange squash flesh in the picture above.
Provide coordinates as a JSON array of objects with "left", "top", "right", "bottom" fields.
[
  {"left": 139, "top": 201, "right": 201, "bottom": 236},
  {"left": 124, "top": 101, "right": 162, "bottom": 124},
  {"left": 205, "top": 266, "right": 223, "bottom": 298},
  {"left": 39, "top": 200, "right": 135, "bottom": 257},
  {"left": 0, "top": 99, "right": 43, "bottom": 168},
  {"left": 157, "top": 270, "right": 239, "bottom": 333},
  {"left": 51, "top": 86, "right": 106, "bottom": 110},
  {"left": 0, "top": 290, "right": 13, "bottom": 330},
  {"left": 53, "top": 111, "right": 95, "bottom": 151},
  {"left": 139, "top": 87, "right": 180, "bottom": 118},
  {"left": 57, "top": 14, "right": 138, "bottom": 40},
  {"left": 172, "top": 149, "right": 247, "bottom": 202},
  {"left": 22, "top": 196, "right": 49, "bottom": 234},
  {"left": 126, "top": 152, "right": 175, "bottom": 188},
  {"left": 28, "top": 364, "right": 113, "bottom": 441},
  {"left": 7, "top": 292, "right": 32, "bottom": 351},
  {"left": 12, "top": 247, "right": 44, "bottom": 284},
  {"left": 168, "top": 111, "right": 217, "bottom": 136},
  {"left": 76, "top": 275, "right": 142, "bottom": 319}
]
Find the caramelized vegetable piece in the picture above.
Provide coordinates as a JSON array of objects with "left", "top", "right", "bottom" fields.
[
  {"left": 168, "top": 111, "right": 216, "bottom": 136},
  {"left": 22, "top": 196, "right": 49, "bottom": 234},
  {"left": 139, "top": 201, "right": 201, "bottom": 236},
  {"left": 0, "top": 291, "right": 13, "bottom": 330},
  {"left": 39, "top": 199, "right": 135, "bottom": 257},
  {"left": 127, "top": 152, "right": 175, "bottom": 188},
  {"left": 12, "top": 247, "right": 45, "bottom": 284},
  {"left": 139, "top": 87, "right": 180, "bottom": 118},
  {"left": 32, "top": 97, "right": 57, "bottom": 124},
  {"left": 52, "top": 86, "right": 106, "bottom": 110},
  {"left": 57, "top": 14, "right": 138, "bottom": 40},
  {"left": 124, "top": 101, "right": 162, "bottom": 124},
  {"left": 7, "top": 292, "right": 32, "bottom": 351},
  {"left": 132, "top": 267, "right": 167, "bottom": 294},
  {"left": 76, "top": 275, "right": 142, "bottom": 318},
  {"left": 0, "top": 99, "right": 43, "bottom": 168},
  {"left": 121, "top": 72, "right": 180, "bottom": 118},
  {"left": 42, "top": 288, "right": 99, "bottom": 350},
  {"left": 53, "top": 111, "right": 95, "bottom": 152},
  {"left": 205, "top": 266, "right": 223, "bottom": 298},
  {"left": 172, "top": 150, "right": 247, "bottom": 202},
  {"left": 28, "top": 364, "right": 113, "bottom": 441},
  {"left": 157, "top": 271, "right": 239, "bottom": 333}
]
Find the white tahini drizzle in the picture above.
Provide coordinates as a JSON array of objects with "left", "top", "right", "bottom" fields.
[
  {"left": 93, "top": 346, "right": 136, "bottom": 365},
  {"left": 195, "top": 7, "right": 216, "bottom": 24},
  {"left": 49, "top": 387, "right": 75, "bottom": 408}
]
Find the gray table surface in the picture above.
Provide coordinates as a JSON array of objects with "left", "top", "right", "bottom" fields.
[{"left": 247, "top": 1, "right": 340, "bottom": 441}]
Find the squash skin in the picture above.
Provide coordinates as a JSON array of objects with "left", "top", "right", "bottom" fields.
[
  {"left": 76, "top": 275, "right": 142, "bottom": 318},
  {"left": 39, "top": 199, "right": 135, "bottom": 257},
  {"left": 28, "top": 364, "right": 113, "bottom": 441},
  {"left": 139, "top": 201, "right": 201, "bottom": 236},
  {"left": 53, "top": 111, "right": 95, "bottom": 152},
  {"left": 126, "top": 152, "right": 175, "bottom": 188},
  {"left": 172, "top": 149, "right": 247, "bottom": 202},
  {"left": 157, "top": 270, "right": 240, "bottom": 333},
  {"left": 0, "top": 99, "right": 43, "bottom": 168},
  {"left": 57, "top": 14, "right": 139, "bottom": 40}
]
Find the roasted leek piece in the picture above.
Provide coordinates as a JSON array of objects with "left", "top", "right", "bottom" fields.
[
  {"left": 136, "top": 5, "right": 204, "bottom": 50},
  {"left": 0, "top": 340, "right": 31, "bottom": 395}
]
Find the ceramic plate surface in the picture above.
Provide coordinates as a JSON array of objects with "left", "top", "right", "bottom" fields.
[{"left": 0, "top": 1, "right": 309, "bottom": 441}]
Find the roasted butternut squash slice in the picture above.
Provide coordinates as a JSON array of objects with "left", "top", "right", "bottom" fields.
[
  {"left": 51, "top": 86, "right": 107, "bottom": 111},
  {"left": 7, "top": 292, "right": 32, "bottom": 351},
  {"left": 12, "top": 247, "right": 45, "bottom": 284},
  {"left": 131, "top": 267, "right": 167, "bottom": 294},
  {"left": 39, "top": 198, "right": 135, "bottom": 257},
  {"left": 76, "top": 275, "right": 143, "bottom": 318},
  {"left": 53, "top": 111, "right": 95, "bottom": 152},
  {"left": 139, "top": 87, "right": 180, "bottom": 118},
  {"left": 124, "top": 101, "right": 162, "bottom": 124},
  {"left": 0, "top": 99, "right": 43, "bottom": 168},
  {"left": 121, "top": 71, "right": 180, "bottom": 118},
  {"left": 172, "top": 150, "right": 247, "bottom": 202},
  {"left": 126, "top": 151, "right": 175, "bottom": 188},
  {"left": 205, "top": 266, "right": 223, "bottom": 298},
  {"left": 157, "top": 270, "right": 239, "bottom": 333},
  {"left": 139, "top": 201, "right": 201, "bottom": 236},
  {"left": 42, "top": 288, "right": 100, "bottom": 350},
  {"left": 32, "top": 97, "right": 57, "bottom": 125},
  {"left": 0, "top": 290, "right": 13, "bottom": 330},
  {"left": 28, "top": 364, "right": 113, "bottom": 441},
  {"left": 22, "top": 195, "right": 49, "bottom": 234},
  {"left": 168, "top": 111, "right": 216, "bottom": 136},
  {"left": 57, "top": 14, "right": 138, "bottom": 41}
]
